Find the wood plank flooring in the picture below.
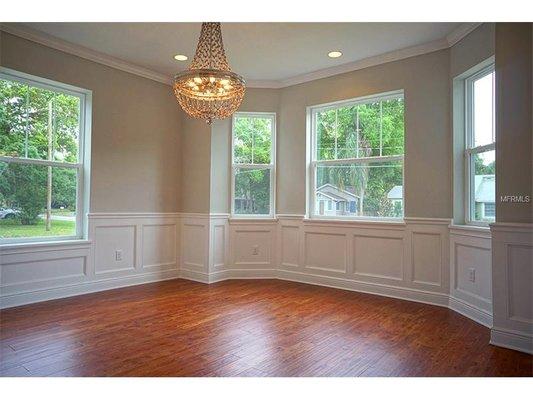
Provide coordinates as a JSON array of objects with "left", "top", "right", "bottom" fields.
[{"left": 1, "top": 279, "right": 531, "bottom": 377}]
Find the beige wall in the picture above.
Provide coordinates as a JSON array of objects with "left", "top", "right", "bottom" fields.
[
  {"left": 495, "top": 23, "right": 532, "bottom": 223},
  {"left": 450, "top": 23, "right": 495, "bottom": 78},
  {"left": 1, "top": 33, "right": 182, "bottom": 213},
  {"left": 4, "top": 25, "right": 530, "bottom": 223},
  {"left": 181, "top": 117, "right": 211, "bottom": 213},
  {"left": 278, "top": 49, "right": 451, "bottom": 217}
]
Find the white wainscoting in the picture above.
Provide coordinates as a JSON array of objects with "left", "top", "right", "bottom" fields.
[
  {"left": 277, "top": 217, "right": 450, "bottom": 307},
  {"left": 0, "top": 213, "right": 180, "bottom": 308},
  {"left": 449, "top": 225, "right": 493, "bottom": 327},
  {"left": 490, "top": 223, "right": 533, "bottom": 354}
]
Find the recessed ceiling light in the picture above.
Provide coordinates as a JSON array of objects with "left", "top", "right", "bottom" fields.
[
  {"left": 174, "top": 54, "right": 188, "bottom": 61},
  {"left": 328, "top": 51, "right": 342, "bottom": 58}
]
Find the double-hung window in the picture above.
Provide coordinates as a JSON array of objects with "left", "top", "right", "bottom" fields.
[
  {"left": 0, "top": 68, "right": 91, "bottom": 243},
  {"left": 231, "top": 112, "right": 276, "bottom": 217},
  {"left": 308, "top": 90, "right": 405, "bottom": 219},
  {"left": 465, "top": 65, "right": 495, "bottom": 224}
]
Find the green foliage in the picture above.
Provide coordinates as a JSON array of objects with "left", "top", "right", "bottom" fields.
[
  {"left": 234, "top": 116, "right": 272, "bottom": 164},
  {"left": 0, "top": 78, "right": 79, "bottom": 229},
  {"left": 474, "top": 153, "right": 495, "bottom": 175}
]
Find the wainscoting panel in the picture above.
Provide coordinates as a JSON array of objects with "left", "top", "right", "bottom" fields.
[
  {"left": 411, "top": 232, "right": 441, "bottom": 286},
  {"left": 304, "top": 230, "right": 348, "bottom": 274},
  {"left": 0, "top": 244, "right": 90, "bottom": 296},
  {"left": 353, "top": 233, "right": 403, "bottom": 281},
  {"left": 280, "top": 225, "right": 300, "bottom": 269},
  {"left": 181, "top": 217, "right": 209, "bottom": 274},
  {"left": 142, "top": 223, "right": 178, "bottom": 270},
  {"left": 229, "top": 220, "right": 277, "bottom": 270},
  {"left": 491, "top": 223, "right": 533, "bottom": 354},
  {"left": 449, "top": 226, "right": 492, "bottom": 327},
  {"left": 94, "top": 225, "right": 136, "bottom": 275}
]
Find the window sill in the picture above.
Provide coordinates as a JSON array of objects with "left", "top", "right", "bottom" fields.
[
  {"left": 304, "top": 217, "right": 406, "bottom": 228},
  {"left": 449, "top": 224, "right": 491, "bottom": 238},
  {"left": 229, "top": 216, "right": 277, "bottom": 224},
  {"left": 0, "top": 239, "right": 92, "bottom": 252}
]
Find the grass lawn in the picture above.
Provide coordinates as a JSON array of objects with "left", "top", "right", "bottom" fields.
[
  {"left": 51, "top": 209, "right": 76, "bottom": 217},
  {"left": 0, "top": 219, "right": 76, "bottom": 239}
]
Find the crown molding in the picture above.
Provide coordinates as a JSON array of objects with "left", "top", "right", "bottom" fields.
[
  {"left": 0, "top": 23, "right": 172, "bottom": 85},
  {"left": 275, "top": 23, "right": 482, "bottom": 88},
  {"left": 279, "top": 37, "right": 450, "bottom": 88},
  {"left": 1, "top": 22, "right": 482, "bottom": 90},
  {"left": 446, "top": 22, "right": 482, "bottom": 46}
]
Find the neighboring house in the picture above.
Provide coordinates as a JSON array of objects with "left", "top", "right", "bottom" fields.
[
  {"left": 386, "top": 176, "right": 495, "bottom": 220},
  {"left": 387, "top": 185, "right": 403, "bottom": 207},
  {"left": 474, "top": 175, "right": 495, "bottom": 220},
  {"left": 316, "top": 184, "right": 359, "bottom": 216}
]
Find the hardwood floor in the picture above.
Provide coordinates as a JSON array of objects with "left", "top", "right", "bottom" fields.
[{"left": 1, "top": 279, "right": 531, "bottom": 377}]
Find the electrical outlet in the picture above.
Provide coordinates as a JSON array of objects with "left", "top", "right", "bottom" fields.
[
  {"left": 252, "top": 245, "right": 259, "bottom": 255},
  {"left": 468, "top": 267, "right": 476, "bottom": 283},
  {"left": 115, "top": 249, "right": 123, "bottom": 262}
]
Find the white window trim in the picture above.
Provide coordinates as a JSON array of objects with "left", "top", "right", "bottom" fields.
[
  {"left": 230, "top": 112, "right": 276, "bottom": 219},
  {"left": 464, "top": 63, "right": 495, "bottom": 227},
  {"left": 306, "top": 90, "right": 405, "bottom": 221},
  {"left": 0, "top": 67, "right": 92, "bottom": 245}
]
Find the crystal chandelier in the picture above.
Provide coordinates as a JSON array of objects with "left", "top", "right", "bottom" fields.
[{"left": 173, "top": 23, "right": 246, "bottom": 124}]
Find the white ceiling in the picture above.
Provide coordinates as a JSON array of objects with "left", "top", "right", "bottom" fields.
[{"left": 17, "top": 22, "right": 465, "bottom": 85}]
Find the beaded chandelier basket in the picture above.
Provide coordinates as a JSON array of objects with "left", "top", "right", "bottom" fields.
[{"left": 173, "top": 23, "right": 246, "bottom": 124}]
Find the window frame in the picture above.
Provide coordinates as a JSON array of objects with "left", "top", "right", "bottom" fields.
[
  {"left": 230, "top": 111, "right": 276, "bottom": 219},
  {"left": 464, "top": 63, "right": 495, "bottom": 226},
  {"left": 307, "top": 90, "right": 405, "bottom": 221},
  {"left": 0, "top": 67, "right": 92, "bottom": 245}
]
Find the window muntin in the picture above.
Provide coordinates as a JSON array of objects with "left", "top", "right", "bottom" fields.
[
  {"left": 465, "top": 66, "right": 495, "bottom": 224},
  {"left": 309, "top": 91, "right": 405, "bottom": 219},
  {"left": 0, "top": 69, "right": 90, "bottom": 243},
  {"left": 231, "top": 112, "right": 275, "bottom": 217}
]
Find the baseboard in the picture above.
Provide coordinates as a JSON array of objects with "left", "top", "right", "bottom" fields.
[
  {"left": 490, "top": 327, "right": 533, "bottom": 355},
  {"left": 449, "top": 296, "right": 493, "bottom": 328},
  {"left": 179, "top": 269, "right": 210, "bottom": 284},
  {"left": 0, "top": 269, "right": 180, "bottom": 309},
  {"left": 277, "top": 269, "right": 450, "bottom": 307},
  {"left": 209, "top": 269, "right": 277, "bottom": 283}
]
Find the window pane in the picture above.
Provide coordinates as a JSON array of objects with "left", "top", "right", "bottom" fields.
[
  {"left": 471, "top": 150, "right": 495, "bottom": 222},
  {"left": 315, "top": 95, "right": 404, "bottom": 161},
  {"left": 336, "top": 106, "right": 357, "bottom": 159},
  {"left": 234, "top": 167, "right": 270, "bottom": 215},
  {"left": 357, "top": 102, "right": 381, "bottom": 157},
  {"left": 233, "top": 115, "right": 272, "bottom": 164},
  {"left": 0, "top": 78, "right": 80, "bottom": 163},
  {"left": 473, "top": 72, "right": 494, "bottom": 147},
  {"left": 0, "top": 79, "right": 27, "bottom": 158},
  {"left": 53, "top": 93, "right": 80, "bottom": 163},
  {"left": 316, "top": 108, "right": 336, "bottom": 160},
  {"left": 381, "top": 98, "right": 405, "bottom": 156},
  {"left": 0, "top": 161, "right": 77, "bottom": 239},
  {"left": 315, "top": 161, "right": 403, "bottom": 218}
]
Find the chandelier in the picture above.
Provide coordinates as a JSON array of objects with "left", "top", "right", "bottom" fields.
[{"left": 173, "top": 23, "right": 246, "bottom": 124}]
